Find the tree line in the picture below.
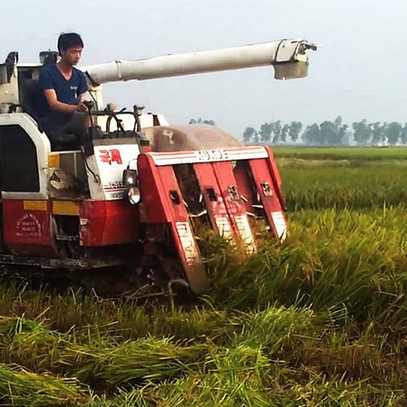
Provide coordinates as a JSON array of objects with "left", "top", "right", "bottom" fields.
[
  {"left": 242, "top": 116, "right": 407, "bottom": 145},
  {"left": 190, "top": 117, "right": 407, "bottom": 145}
]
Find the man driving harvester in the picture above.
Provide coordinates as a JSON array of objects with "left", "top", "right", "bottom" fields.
[{"left": 35, "top": 32, "right": 89, "bottom": 148}]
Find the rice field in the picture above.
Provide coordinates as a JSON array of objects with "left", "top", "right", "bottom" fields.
[{"left": 1, "top": 147, "right": 407, "bottom": 406}]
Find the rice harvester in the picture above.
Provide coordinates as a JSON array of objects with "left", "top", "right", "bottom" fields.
[{"left": 0, "top": 39, "right": 316, "bottom": 294}]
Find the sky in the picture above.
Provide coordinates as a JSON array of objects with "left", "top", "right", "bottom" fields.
[{"left": 1, "top": 0, "right": 406, "bottom": 136}]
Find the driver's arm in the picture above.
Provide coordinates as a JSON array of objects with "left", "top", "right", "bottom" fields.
[{"left": 43, "top": 89, "right": 87, "bottom": 113}]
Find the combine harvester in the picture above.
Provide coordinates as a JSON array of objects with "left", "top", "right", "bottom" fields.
[{"left": 0, "top": 39, "right": 316, "bottom": 294}]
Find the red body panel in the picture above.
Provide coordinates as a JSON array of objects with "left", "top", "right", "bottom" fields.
[
  {"left": 138, "top": 154, "right": 209, "bottom": 293},
  {"left": 0, "top": 144, "right": 286, "bottom": 292},
  {"left": 79, "top": 200, "right": 139, "bottom": 246},
  {"left": 2, "top": 198, "right": 140, "bottom": 256},
  {"left": 232, "top": 161, "right": 256, "bottom": 214},
  {"left": 249, "top": 157, "right": 287, "bottom": 240},
  {"left": 264, "top": 146, "right": 285, "bottom": 208},
  {"left": 3, "top": 200, "right": 57, "bottom": 256},
  {"left": 137, "top": 145, "right": 287, "bottom": 292},
  {"left": 137, "top": 154, "right": 173, "bottom": 223},
  {"left": 211, "top": 161, "right": 257, "bottom": 252},
  {"left": 192, "top": 163, "right": 233, "bottom": 236}
]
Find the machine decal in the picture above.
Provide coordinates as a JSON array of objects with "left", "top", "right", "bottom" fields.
[
  {"left": 149, "top": 146, "right": 268, "bottom": 166},
  {"left": 48, "top": 153, "right": 60, "bottom": 168},
  {"left": 214, "top": 216, "right": 234, "bottom": 240},
  {"left": 271, "top": 211, "right": 287, "bottom": 240},
  {"left": 175, "top": 221, "right": 200, "bottom": 265},
  {"left": 16, "top": 213, "right": 42, "bottom": 237},
  {"left": 94, "top": 144, "right": 140, "bottom": 200},
  {"left": 98, "top": 149, "right": 123, "bottom": 165},
  {"left": 23, "top": 200, "right": 47, "bottom": 211},
  {"left": 197, "top": 149, "right": 227, "bottom": 161},
  {"left": 234, "top": 214, "right": 257, "bottom": 254},
  {"left": 52, "top": 201, "right": 80, "bottom": 216}
]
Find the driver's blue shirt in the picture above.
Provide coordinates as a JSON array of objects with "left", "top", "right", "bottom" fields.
[{"left": 35, "top": 64, "right": 88, "bottom": 132}]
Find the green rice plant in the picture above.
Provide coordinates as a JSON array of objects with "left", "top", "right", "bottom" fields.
[
  {"left": 59, "top": 336, "right": 207, "bottom": 388},
  {"left": 0, "top": 363, "right": 91, "bottom": 406},
  {"left": 0, "top": 316, "right": 66, "bottom": 371},
  {"left": 84, "top": 387, "right": 152, "bottom": 407},
  {"left": 273, "top": 146, "right": 407, "bottom": 162},
  {"left": 0, "top": 309, "right": 404, "bottom": 405},
  {"left": 233, "top": 305, "right": 317, "bottom": 352},
  {"left": 209, "top": 207, "right": 407, "bottom": 328},
  {"left": 0, "top": 280, "right": 232, "bottom": 344},
  {"left": 98, "top": 366, "right": 402, "bottom": 406},
  {"left": 280, "top": 166, "right": 407, "bottom": 210}
]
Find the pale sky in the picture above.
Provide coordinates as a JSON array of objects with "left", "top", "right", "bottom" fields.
[{"left": 1, "top": 0, "right": 406, "bottom": 136}]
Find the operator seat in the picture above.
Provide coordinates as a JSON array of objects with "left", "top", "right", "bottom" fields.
[
  {"left": 19, "top": 78, "right": 41, "bottom": 122},
  {"left": 20, "top": 78, "right": 81, "bottom": 151}
]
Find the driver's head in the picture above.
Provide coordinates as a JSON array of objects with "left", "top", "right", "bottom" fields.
[{"left": 57, "top": 33, "right": 84, "bottom": 65}]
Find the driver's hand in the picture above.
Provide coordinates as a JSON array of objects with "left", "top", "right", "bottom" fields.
[{"left": 76, "top": 102, "right": 89, "bottom": 112}]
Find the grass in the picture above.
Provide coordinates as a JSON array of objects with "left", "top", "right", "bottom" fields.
[
  {"left": 0, "top": 146, "right": 407, "bottom": 405},
  {"left": 273, "top": 146, "right": 407, "bottom": 162}
]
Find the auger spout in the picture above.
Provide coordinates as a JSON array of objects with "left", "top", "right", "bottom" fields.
[{"left": 83, "top": 39, "right": 316, "bottom": 86}]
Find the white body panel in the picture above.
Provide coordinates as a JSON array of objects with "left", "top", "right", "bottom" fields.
[
  {"left": 0, "top": 113, "right": 50, "bottom": 199},
  {"left": 93, "top": 143, "right": 140, "bottom": 200}
]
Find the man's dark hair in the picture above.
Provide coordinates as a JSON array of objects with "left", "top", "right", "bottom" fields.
[{"left": 57, "top": 33, "right": 84, "bottom": 55}]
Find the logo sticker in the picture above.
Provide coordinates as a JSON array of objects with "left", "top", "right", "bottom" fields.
[
  {"left": 98, "top": 149, "right": 123, "bottom": 165},
  {"left": 16, "top": 214, "right": 42, "bottom": 237}
]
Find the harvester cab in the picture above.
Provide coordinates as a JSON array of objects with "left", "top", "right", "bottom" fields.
[{"left": 0, "top": 39, "right": 316, "bottom": 294}]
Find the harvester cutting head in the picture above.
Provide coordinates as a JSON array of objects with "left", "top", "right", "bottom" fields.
[{"left": 137, "top": 125, "right": 287, "bottom": 293}]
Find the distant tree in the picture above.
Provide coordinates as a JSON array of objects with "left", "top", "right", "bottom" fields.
[
  {"left": 289, "top": 121, "right": 303, "bottom": 143},
  {"left": 302, "top": 123, "right": 321, "bottom": 145},
  {"left": 253, "top": 131, "right": 260, "bottom": 143},
  {"left": 401, "top": 123, "right": 407, "bottom": 144},
  {"left": 272, "top": 121, "right": 282, "bottom": 144},
  {"left": 385, "top": 122, "right": 402, "bottom": 145},
  {"left": 371, "top": 122, "right": 384, "bottom": 144},
  {"left": 334, "top": 115, "right": 342, "bottom": 128},
  {"left": 381, "top": 122, "right": 388, "bottom": 144},
  {"left": 319, "top": 116, "right": 347, "bottom": 144},
  {"left": 280, "top": 124, "right": 290, "bottom": 143},
  {"left": 352, "top": 119, "right": 371, "bottom": 144},
  {"left": 189, "top": 118, "right": 216, "bottom": 125},
  {"left": 338, "top": 124, "right": 349, "bottom": 144},
  {"left": 320, "top": 120, "right": 337, "bottom": 144},
  {"left": 335, "top": 116, "right": 348, "bottom": 144},
  {"left": 259, "top": 123, "right": 273, "bottom": 143},
  {"left": 243, "top": 127, "right": 256, "bottom": 143}
]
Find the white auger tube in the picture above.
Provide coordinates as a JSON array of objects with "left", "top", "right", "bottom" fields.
[{"left": 83, "top": 39, "right": 316, "bottom": 86}]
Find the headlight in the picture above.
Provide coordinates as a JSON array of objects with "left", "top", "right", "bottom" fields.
[
  {"left": 127, "top": 186, "right": 141, "bottom": 205},
  {"left": 123, "top": 169, "right": 138, "bottom": 186}
]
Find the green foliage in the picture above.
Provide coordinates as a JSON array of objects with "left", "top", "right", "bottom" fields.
[
  {"left": 352, "top": 119, "right": 372, "bottom": 144},
  {"left": 273, "top": 146, "right": 407, "bottom": 210},
  {"left": 189, "top": 118, "right": 216, "bottom": 125},
  {"left": 273, "top": 145, "right": 407, "bottom": 161},
  {"left": 303, "top": 116, "right": 347, "bottom": 145},
  {"left": 243, "top": 119, "right": 407, "bottom": 146},
  {"left": 0, "top": 363, "right": 91, "bottom": 406},
  {"left": 243, "top": 126, "right": 256, "bottom": 142}
]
